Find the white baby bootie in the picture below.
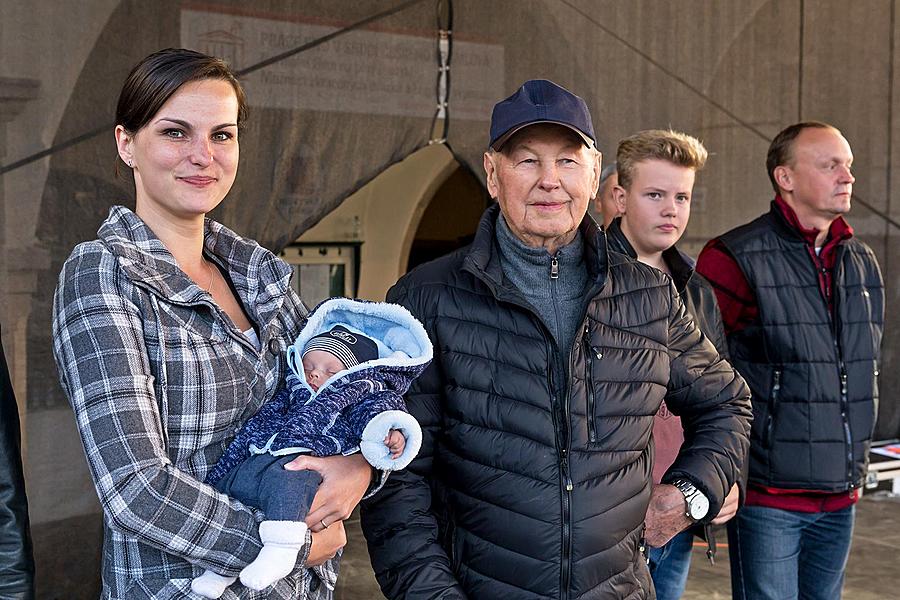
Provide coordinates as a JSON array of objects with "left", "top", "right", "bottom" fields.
[
  {"left": 239, "top": 520, "right": 308, "bottom": 591},
  {"left": 190, "top": 570, "right": 237, "bottom": 598}
]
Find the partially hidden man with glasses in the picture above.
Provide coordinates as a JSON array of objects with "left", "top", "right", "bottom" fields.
[
  {"left": 697, "top": 122, "right": 883, "bottom": 600},
  {"left": 361, "top": 79, "right": 752, "bottom": 599}
]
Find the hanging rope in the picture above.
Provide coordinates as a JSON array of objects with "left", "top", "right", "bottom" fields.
[{"left": 429, "top": 0, "right": 453, "bottom": 144}]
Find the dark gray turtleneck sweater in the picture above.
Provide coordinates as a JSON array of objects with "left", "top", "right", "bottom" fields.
[{"left": 495, "top": 213, "right": 589, "bottom": 360}]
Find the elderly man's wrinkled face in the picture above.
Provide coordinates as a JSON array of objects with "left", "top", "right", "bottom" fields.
[{"left": 484, "top": 124, "right": 601, "bottom": 253}]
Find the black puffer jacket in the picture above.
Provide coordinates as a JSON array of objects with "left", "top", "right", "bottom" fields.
[
  {"left": 361, "top": 205, "right": 751, "bottom": 600},
  {"left": 605, "top": 218, "right": 727, "bottom": 358},
  {"left": 0, "top": 327, "right": 35, "bottom": 600},
  {"left": 605, "top": 218, "right": 740, "bottom": 561}
]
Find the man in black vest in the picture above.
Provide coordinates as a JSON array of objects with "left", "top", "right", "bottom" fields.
[{"left": 697, "top": 122, "right": 884, "bottom": 600}]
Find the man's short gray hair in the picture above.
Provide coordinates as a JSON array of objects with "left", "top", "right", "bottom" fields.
[{"left": 599, "top": 162, "right": 617, "bottom": 184}]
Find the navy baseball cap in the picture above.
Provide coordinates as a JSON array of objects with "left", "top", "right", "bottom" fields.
[{"left": 489, "top": 79, "right": 595, "bottom": 151}]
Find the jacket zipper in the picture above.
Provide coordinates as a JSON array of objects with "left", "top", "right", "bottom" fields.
[
  {"left": 546, "top": 348, "right": 572, "bottom": 600},
  {"left": 765, "top": 369, "right": 781, "bottom": 448},
  {"left": 817, "top": 245, "right": 854, "bottom": 489},
  {"left": 703, "top": 523, "right": 717, "bottom": 565},
  {"left": 834, "top": 250, "right": 854, "bottom": 487},
  {"left": 582, "top": 322, "right": 597, "bottom": 443},
  {"left": 839, "top": 363, "right": 852, "bottom": 484},
  {"left": 548, "top": 253, "right": 573, "bottom": 600},
  {"left": 638, "top": 523, "right": 648, "bottom": 564},
  {"left": 561, "top": 337, "right": 578, "bottom": 600}
]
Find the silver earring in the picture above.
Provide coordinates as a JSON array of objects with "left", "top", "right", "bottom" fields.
[{"left": 127, "top": 159, "right": 133, "bottom": 168}]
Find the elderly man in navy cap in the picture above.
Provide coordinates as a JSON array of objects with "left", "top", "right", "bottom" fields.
[{"left": 361, "top": 80, "right": 751, "bottom": 599}]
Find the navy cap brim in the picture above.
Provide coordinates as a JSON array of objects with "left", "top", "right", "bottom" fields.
[{"left": 491, "top": 120, "right": 595, "bottom": 151}]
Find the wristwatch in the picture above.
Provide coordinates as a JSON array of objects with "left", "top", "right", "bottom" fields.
[{"left": 672, "top": 478, "right": 710, "bottom": 522}]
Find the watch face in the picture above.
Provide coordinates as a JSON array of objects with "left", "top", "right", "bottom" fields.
[{"left": 689, "top": 493, "right": 710, "bottom": 520}]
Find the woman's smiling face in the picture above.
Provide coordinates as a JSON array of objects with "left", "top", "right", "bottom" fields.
[{"left": 117, "top": 78, "right": 240, "bottom": 223}]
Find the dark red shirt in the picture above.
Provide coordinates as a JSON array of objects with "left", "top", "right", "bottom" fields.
[{"left": 696, "top": 196, "right": 857, "bottom": 513}]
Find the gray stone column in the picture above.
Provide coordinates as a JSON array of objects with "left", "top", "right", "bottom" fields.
[{"left": 0, "top": 76, "right": 42, "bottom": 453}]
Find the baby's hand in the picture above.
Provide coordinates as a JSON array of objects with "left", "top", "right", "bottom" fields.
[{"left": 384, "top": 429, "right": 406, "bottom": 459}]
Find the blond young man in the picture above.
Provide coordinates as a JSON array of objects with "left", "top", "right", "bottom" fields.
[{"left": 606, "top": 130, "right": 742, "bottom": 600}]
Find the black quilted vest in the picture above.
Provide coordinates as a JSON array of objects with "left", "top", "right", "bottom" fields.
[{"left": 719, "top": 203, "right": 883, "bottom": 491}]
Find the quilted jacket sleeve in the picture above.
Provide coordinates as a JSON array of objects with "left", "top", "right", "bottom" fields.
[
  {"left": 661, "top": 282, "right": 752, "bottom": 520},
  {"left": 359, "top": 282, "right": 468, "bottom": 600},
  {"left": 51, "top": 245, "right": 263, "bottom": 575},
  {"left": 0, "top": 328, "right": 34, "bottom": 600},
  {"left": 344, "top": 389, "right": 408, "bottom": 437}
]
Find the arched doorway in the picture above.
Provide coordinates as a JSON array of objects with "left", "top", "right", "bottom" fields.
[
  {"left": 406, "top": 164, "right": 490, "bottom": 272},
  {"left": 293, "top": 144, "right": 490, "bottom": 302}
]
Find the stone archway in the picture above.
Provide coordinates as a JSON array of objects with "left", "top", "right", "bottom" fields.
[
  {"left": 294, "top": 143, "right": 489, "bottom": 301},
  {"left": 405, "top": 162, "right": 488, "bottom": 273}
]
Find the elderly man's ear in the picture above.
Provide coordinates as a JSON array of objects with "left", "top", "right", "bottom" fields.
[
  {"left": 483, "top": 151, "right": 500, "bottom": 200},
  {"left": 591, "top": 152, "right": 602, "bottom": 198}
]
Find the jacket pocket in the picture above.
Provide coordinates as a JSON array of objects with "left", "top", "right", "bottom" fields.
[
  {"left": 874, "top": 363, "right": 880, "bottom": 403},
  {"left": 450, "top": 523, "right": 464, "bottom": 573},
  {"left": 582, "top": 324, "right": 600, "bottom": 444},
  {"left": 762, "top": 368, "right": 782, "bottom": 448}
]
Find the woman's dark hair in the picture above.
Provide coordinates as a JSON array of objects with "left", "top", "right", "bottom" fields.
[{"left": 116, "top": 48, "right": 247, "bottom": 134}]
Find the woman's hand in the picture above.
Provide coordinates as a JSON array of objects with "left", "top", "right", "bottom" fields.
[
  {"left": 285, "top": 453, "right": 372, "bottom": 532},
  {"left": 306, "top": 521, "right": 347, "bottom": 566}
]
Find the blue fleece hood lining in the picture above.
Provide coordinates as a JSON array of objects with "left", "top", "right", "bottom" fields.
[{"left": 286, "top": 298, "right": 433, "bottom": 393}]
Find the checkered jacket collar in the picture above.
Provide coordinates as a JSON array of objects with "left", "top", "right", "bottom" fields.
[{"left": 98, "top": 205, "right": 293, "bottom": 325}]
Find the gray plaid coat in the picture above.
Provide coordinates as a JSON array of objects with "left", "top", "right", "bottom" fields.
[{"left": 52, "top": 206, "right": 336, "bottom": 599}]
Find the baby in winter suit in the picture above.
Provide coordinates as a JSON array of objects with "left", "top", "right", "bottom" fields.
[
  {"left": 302, "top": 329, "right": 407, "bottom": 456},
  {"left": 191, "top": 298, "right": 431, "bottom": 598}
]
